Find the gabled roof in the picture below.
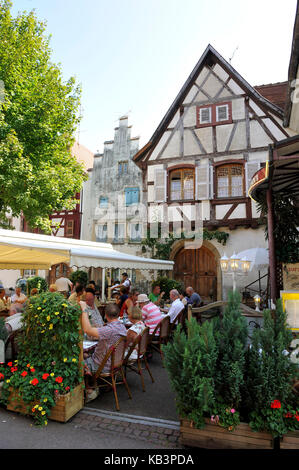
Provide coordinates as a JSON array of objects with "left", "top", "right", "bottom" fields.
[
  {"left": 134, "top": 44, "right": 284, "bottom": 165},
  {"left": 254, "top": 82, "right": 288, "bottom": 110}
]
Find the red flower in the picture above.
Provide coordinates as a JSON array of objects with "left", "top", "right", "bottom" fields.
[
  {"left": 54, "top": 389, "right": 59, "bottom": 394},
  {"left": 0, "top": 373, "right": 4, "bottom": 380},
  {"left": 296, "top": 415, "right": 299, "bottom": 422},
  {"left": 21, "top": 371, "right": 28, "bottom": 377},
  {"left": 26, "top": 364, "right": 31, "bottom": 368},
  {"left": 284, "top": 412, "right": 293, "bottom": 418},
  {"left": 65, "top": 386, "right": 70, "bottom": 391},
  {"left": 42, "top": 373, "right": 49, "bottom": 380},
  {"left": 10, "top": 367, "right": 18, "bottom": 373},
  {"left": 271, "top": 400, "right": 281, "bottom": 409},
  {"left": 55, "top": 376, "right": 63, "bottom": 384},
  {"left": 31, "top": 378, "right": 39, "bottom": 386},
  {"left": 7, "top": 362, "right": 12, "bottom": 367},
  {"left": 30, "top": 368, "right": 35, "bottom": 373}
]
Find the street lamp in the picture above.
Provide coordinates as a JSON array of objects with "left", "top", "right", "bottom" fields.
[
  {"left": 220, "top": 253, "right": 251, "bottom": 292},
  {"left": 254, "top": 294, "right": 261, "bottom": 311}
]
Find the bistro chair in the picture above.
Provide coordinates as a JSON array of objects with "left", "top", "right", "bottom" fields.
[
  {"left": 170, "top": 307, "right": 186, "bottom": 335},
  {"left": 123, "top": 327, "right": 154, "bottom": 392},
  {"left": 90, "top": 336, "right": 132, "bottom": 411},
  {"left": 148, "top": 315, "right": 171, "bottom": 363}
]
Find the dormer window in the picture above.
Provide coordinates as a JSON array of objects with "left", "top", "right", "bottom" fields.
[{"left": 197, "top": 101, "right": 232, "bottom": 128}]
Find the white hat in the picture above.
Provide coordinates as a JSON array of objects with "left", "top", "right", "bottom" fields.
[{"left": 137, "top": 294, "right": 149, "bottom": 303}]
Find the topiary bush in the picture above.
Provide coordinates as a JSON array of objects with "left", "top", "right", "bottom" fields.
[
  {"left": 152, "top": 276, "right": 184, "bottom": 300},
  {"left": 69, "top": 270, "right": 88, "bottom": 287},
  {"left": 26, "top": 276, "right": 48, "bottom": 295}
]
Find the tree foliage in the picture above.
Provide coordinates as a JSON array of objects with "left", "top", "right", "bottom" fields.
[{"left": 0, "top": 0, "right": 87, "bottom": 231}]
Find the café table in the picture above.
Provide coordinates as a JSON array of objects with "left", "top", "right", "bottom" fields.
[{"left": 83, "top": 340, "right": 98, "bottom": 354}]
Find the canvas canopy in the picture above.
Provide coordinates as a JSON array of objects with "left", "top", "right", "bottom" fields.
[{"left": 0, "top": 229, "right": 174, "bottom": 271}]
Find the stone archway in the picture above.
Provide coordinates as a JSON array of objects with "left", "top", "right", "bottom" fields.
[{"left": 170, "top": 240, "right": 222, "bottom": 301}]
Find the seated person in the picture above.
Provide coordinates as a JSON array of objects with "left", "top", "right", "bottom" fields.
[
  {"left": 80, "top": 288, "right": 104, "bottom": 340},
  {"left": 119, "top": 288, "right": 139, "bottom": 318},
  {"left": 0, "top": 288, "right": 9, "bottom": 314},
  {"left": 185, "top": 286, "right": 201, "bottom": 307},
  {"left": 10, "top": 286, "right": 27, "bottom": 315},
  {"left": 30, "top": 288, "right": 39, "bottom": 297},
  {"left": 69, "top": 284, "right": 85, "bottom": 305},
  {"left": 111, "top": 273, "right": 131, "bottom": 293},
  {"left": 149, "top": 285, "right": 165, "bottom": 307},
  {"left": 166, "top": 289, "right": 185, "bottom": 324},
  {"left": 116, "top": 286, "right": 129, "bottom": 310},
  {"left": 125, "top": 306, "right": 146, "bottom": 361},
  {"left": 137, "top": 294, "right": 164, "bottom": 335},
  {"left": 82, "top": 303, "right": 127, "bottom": 374}
]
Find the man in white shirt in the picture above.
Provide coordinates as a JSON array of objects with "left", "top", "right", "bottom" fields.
[
  {"left": 111, "top": 273, "right": 131, "bottom": 293},
  {"left": 55, "top": 275, "right": 73, "bottom": 297},
  {"left": 10, "top": 286, "right": 27, "bottom": 314},
  {"left": 166, "top": 289, "right": 185, "bottom": 324}
]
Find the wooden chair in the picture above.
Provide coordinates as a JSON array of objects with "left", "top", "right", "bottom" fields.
[
  {"left": 123, "top": 327, "right": 154, "bottom": 392},
  {"left": 89, "top": 336, "right": 132, "bottom": 411},
  {"left": 148, "top": 315, "right": 171, "bottom": 362},
  {"left": 170, "top": 307, "right": 186, "bottom": 335}
]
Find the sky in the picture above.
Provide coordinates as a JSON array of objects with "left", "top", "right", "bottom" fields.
[{"left": 11, "top": 0, "right": 298, "bottom": 153}]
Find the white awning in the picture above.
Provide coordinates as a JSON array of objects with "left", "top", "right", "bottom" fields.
[{"left": 0, "top": 229, "right": 174, "bottom": 271}]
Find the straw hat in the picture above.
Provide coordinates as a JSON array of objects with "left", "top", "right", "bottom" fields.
[{"left": 137, "top": 294, "right": 149, "bottom": 303}]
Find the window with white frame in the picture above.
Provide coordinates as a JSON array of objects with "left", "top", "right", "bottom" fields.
[
  {"left": 96, "top": 224, "right": 108, "bottom": 242},
  {"left": 113, "top": 223, "right": 125, "bottom": 243},
  {"left": 130, "top": 223, "right": 142, "bottom": 242}
]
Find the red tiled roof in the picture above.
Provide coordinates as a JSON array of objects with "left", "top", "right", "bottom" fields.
[{"left": 254, "top": 82, "right": 288, "bottom": 110}]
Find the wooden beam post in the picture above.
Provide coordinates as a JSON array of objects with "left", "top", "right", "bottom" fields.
[{"left": 266, "top": 188, "right": 277, "bottom": 303}]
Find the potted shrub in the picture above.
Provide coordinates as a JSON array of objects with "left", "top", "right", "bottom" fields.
[
  {"left": 26, "top": 276, "right": 48, "bottom": 295},
  {"left": 0, "top": 292, "right": 84, "bottom": 425},
  {"left": 69, "top": 270, "right": 88, "bottom": 287},
  {"left": 163, "top": 291, "right": 274, "bottom": 449},
  {"left": 243, "top": 299, "right": 299, "bottom": 448}
]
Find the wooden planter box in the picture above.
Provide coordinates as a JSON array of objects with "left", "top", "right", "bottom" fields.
[
  {"left": 280, "top": 431, "right": 299, "bottom": 449},
  {"left": 7, "top": 384, "right": 84, "bottom": 423},
  {"left": 180, "top": 418, "right": 274, "bottom": 449}
]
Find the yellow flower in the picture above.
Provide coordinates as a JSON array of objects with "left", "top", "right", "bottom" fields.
[
  {"left": 49, "top": 324, "right": 53, "bottom": 330},
  {"left": 44, "top": 421, "right": 48, "bottom": 425},
  {"left": 62, "top": 304, "right": 67, "bottom": 308},
  {"left": 72, "top": 358, "right": 77, "bottom": 363},
  {"left": 50, "top": 373, "right": 54, "bottom": 377},
  {"left": 6, "top": 379, "right": 10, "bottom": 383},
  {"left": 41, "top": 411, "right": 46, "bottom": 416},
  {"left": 47, "top": 316, "right": 51, "bottom": 321},
  {"left": 55, "top": 312, "right": 60, "bottom": 316},
  {"left": 38, "top": 407, "right": 43, "bottom": 411},
  {"left": 63, "top": 358, "right": 68, "bottom": 362},
  {"left": 43, "top": 300, "right": 47, "bottom": 303},
  {"left": 37, "top": 307, "right": 41, "bottom": 310},
  {"left": 34, "top": 405, "right": 39, "bottom": 409},
  {"left": 41, "top": 330, "right": 45, "bottom": 334},
  {"left": 43, "top": 398, "right": 48, "bottom": 403}
]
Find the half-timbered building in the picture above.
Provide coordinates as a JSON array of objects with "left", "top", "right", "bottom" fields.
[{"left": 133, "top": 45, "right": 296, "bottom": 300}]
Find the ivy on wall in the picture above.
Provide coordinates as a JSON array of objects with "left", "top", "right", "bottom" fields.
[{"left": 142, "top": 226, "right": 229, "bottom": 260}]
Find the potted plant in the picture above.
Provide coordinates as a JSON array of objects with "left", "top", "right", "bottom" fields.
[
  {"left": 243, "top": 299, "right": 299, "bottom": 448},
  {"left": 0, "top": 292, "right": 84, "bottom": 425},
  {"left": 163, "top": 291, "right": 274, "bottom": 449},
  {"left": 26, "top": 276, "right": 48, "bottom": 295}
]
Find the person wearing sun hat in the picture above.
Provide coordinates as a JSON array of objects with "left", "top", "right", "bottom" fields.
[{"left": 137, "top": 293, "right": 164, "bottom": 335}]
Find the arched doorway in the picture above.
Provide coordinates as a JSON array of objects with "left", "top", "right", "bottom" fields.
[{"left": 173, "top": 243, "right": 219, "bottom": 301}]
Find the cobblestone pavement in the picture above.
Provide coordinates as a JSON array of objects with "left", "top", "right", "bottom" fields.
[{"left": 71, "top": 409, "right": 182, "bottom": 448}]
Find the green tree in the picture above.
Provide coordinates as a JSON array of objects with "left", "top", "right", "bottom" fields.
[{"left": 0, "top": 0, "right": 87, "bottom": 231}]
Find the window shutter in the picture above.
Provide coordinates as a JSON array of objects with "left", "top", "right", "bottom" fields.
[
  {"left": 245, "top": 161, "right": 261, "bottom": 195},
  {"left": 196, "top": 164, "right": 210, "bottom": 200},
  {"left": 200, "top": 107, "right": 211, "bottom": 124},
  {"left": 154, "top": 169, "right": 167, "bottom": 203},
  {"left": 209, "top": 164, "right": 214, "bottom": 199}
]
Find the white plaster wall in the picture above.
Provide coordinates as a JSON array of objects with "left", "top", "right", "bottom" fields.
[
  {"left": 262, "top": 118, "right": 289, "bottom": 141},
  {"left": 248, "top": 150, "right": 268, "bottom": 162},
  {"left": 228, "top": 203, "right": 246, "bottom": 219},
  {"left": 148, "top": 164, "right": 164, "bottom": 182},
  {"left": 216, "top": 123, "right": 234, "bottom": 152},
  {"left": 183, "top": 106, "right": 197, "bottom": 127},
  {"left": 249, "top": 99, "right": 265, "bottom": 117},
  {"left": 195, "top": 67, "right": 210, "bottom": 87},
  {"left": 232, "top": 98, "right": 245, "bottom": 120},
  {"left": 149, "top": 132, "right": 171, "bottom": 160},
  {"left": 250, "top": 120, "right": 273, "bottom": 147},
  {"left": 147, "top": 185, "right": 155, "bottom": 203},
  {"left": 184, "top": 129, "right": 200, "bottom": 155},
  {"left": 183, "top": 85, "right": 199, "bottom": 104},
  {"left": 227, "top": 79, "right": 244, "bottom": 95},
  {"left": 168, "top": 111, "right": 180, "bottom": 129},
  {"left": 213, "top": 64, "right": 229, "bottom": 82},
  {"left": 216, "top": 204, "right": 231, "bottom": 219},
  {"left": 202, "top": 74, "right": 223, "bottom": 98},
  {"left": 194, "top": 127, "right": 213, "bottom": 153},
  {"left": 161, "top": 131, "right": 180, "bottom": 158},
  {"left": 230, "top": 122, "right": 247, "bottom": 151}
]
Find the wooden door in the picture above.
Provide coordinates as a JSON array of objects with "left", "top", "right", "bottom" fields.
[{"left": 174, "top": 246, "right": 217, "bottom": 300}]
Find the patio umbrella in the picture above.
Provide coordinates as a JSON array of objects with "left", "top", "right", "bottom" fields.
[{"left": 236, "top": 247, "right": 269, "bottom": 272}]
